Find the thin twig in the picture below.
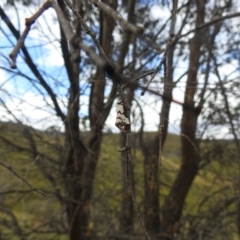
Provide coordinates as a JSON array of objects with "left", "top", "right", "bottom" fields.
[
  {"left": 90, "top": 0, "right": 163, "bottom": 53},
  {"left": 124, "top": 154, "right": 151, "bottom": 240},
  {"left": 132, "top": 70, "right": 155, "bottom": 82},
  {"left": 140, "top": 60, "right": 165, "bottom": 96},
  {"left": 64, "top": 0, "right": 112, "bottom": 66},
  {"left": 104, "top": 64, "right": 199, "bottom": 113},
  {"left": 116, "top": 91, "right": 150, "bottom": 238},
  {"left": 138, "top": 34, "right": 164, "bottom": 53},
  {"left": 119, "top": 114, "right": 150, "bottom": 238},
  {"left": 122, "top": 70, "right": 155, "bottom": 89},
  {"left": 175, "top": 11, "right": 240, "bottom": 42},
  {"left": 0, "top": 161, "right": 46, "bottom": 197},
  {"left": 8, "top": 0, "right": 107, "bottom": 70},
  {"left": 91, "top": 0, "right": 144, "bottom": 35},
  {"left": 141, "top": 0, "right": 178, "bottom": 96},
  {"left": 158, "top": 104, "right": 165, "bottom": 166},
  {"left": 116, "top": 82, "right": 149, "bottom": 237},
  {"left": 9, "top": 0, "right": 52, "bottom": 68},
  {"left": 52, "top": 1, "right": 108, "bottom": 69},
  {"left": 158, "top": 0, "right": 178, "bottom": 167}
]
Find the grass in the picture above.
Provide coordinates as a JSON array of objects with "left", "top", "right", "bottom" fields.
[{"left": 0, "top": 121, "right": 239, "bottom": 239}]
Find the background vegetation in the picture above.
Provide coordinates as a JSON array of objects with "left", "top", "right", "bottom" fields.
[{"left": 0, "top": 0, "right": 240, "bottom": 239}]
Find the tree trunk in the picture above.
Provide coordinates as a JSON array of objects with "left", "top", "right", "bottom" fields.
[
  {"left": 160, "top": 1, "right": 205, "bottom": 239},
  {"left": 63, "top": 0, "right": 117, "bottom": 239},
  {"left": 141, "top": 23, "right": 176, "bottom": 240},
  {"left": 160, "top": 44, "right": 174, "bottom": 147}
]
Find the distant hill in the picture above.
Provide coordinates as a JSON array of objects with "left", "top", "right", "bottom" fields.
[{"left": 0, "top": 121, "right": 238, "bottom": 239}]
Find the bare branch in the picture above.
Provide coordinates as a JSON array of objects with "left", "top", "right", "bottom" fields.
[
  {"left": 91, "top": 0, "right": 144, "bottom": 35},
  {"left": 8, "top": 0, "right": 107, "bottom": 77},
  {"left": 9, "top": 0, "right": 52, "bottom": 69},
  {"left": 138, "top": 34, "right": 164, "bottom": 53},
  {"left": 123, "top": 70, "right": 155, "bottom": 88},
  {"left": 0, "top": 6, "right": 66, "bottom": 121},
  {"left": 105, "top": 63, "right": 200, "bottom": 114},
  {"left": 176, "top": 11, "right": 240, "bottom": 41},
  {"left": 118, "top": 100, "right": 150, "bottom": 239},
  {"left": 125, "top": 164, "right": 151, "bottom": 240},
  {"left": 0, "top": 161, "right": 46, "bottom": 197},
  {"left": 51, "top": 0, "right": 74, "bottom": 40},
  {"left": 52, "top": 1, "right": 107, "bottom": 68},
  {"left": 78, "top": 43, "right": 107, "bottom": 68},
  {"left": 141, "top": 0, "right": 178, "bottom": 96},
  {"left": 64, "top": 0, "right": 113, "bottom": 66},
  {"left": 140, "top": 59, "right": 165, "bottom": 96},
  {"left": 90, "top": 0, "right": 163, "bottom": 53}
]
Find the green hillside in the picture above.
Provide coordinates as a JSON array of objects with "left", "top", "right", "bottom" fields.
[{"left": 0, "top": 121, "right": 238, "bottom": 239}]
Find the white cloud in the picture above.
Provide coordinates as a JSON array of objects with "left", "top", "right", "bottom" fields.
[
  {"left": 0, "top": 92, "right": 64, "bottom": 130},
  {"left": 150, "top": 5, "right": 170, "bottom": 21}
]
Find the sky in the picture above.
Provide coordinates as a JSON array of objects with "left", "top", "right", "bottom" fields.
[{"left": 0, "top": 0, "right": 240, "bottom": 138}]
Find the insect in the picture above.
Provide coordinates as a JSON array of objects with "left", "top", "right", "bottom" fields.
[{"left": 115, "top": 100, "right": 130, "bottom": 133}]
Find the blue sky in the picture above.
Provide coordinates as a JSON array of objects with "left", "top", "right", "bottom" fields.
[{"left": 1, "top": 0, "right": 240, "bottom": 138}]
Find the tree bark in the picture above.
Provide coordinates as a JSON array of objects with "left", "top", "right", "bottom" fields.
[
  {"left": 63, "top": 0, "right": 117, "bottom": 239},
  {"left": 141, "top": 19, "right": 176, "bottom": 240},
  {"left": 160, "top": 45, "right": 174, "bottom": 147},
  {"left": 160, "top": 1, "right": 205, "bottom": 239}
]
